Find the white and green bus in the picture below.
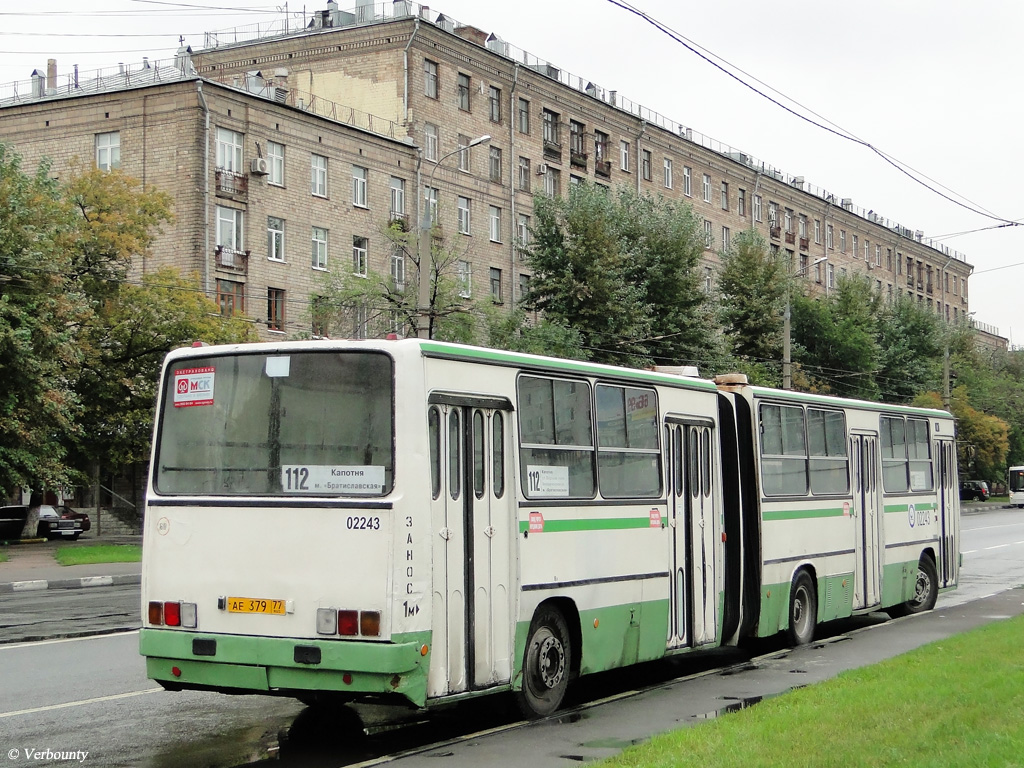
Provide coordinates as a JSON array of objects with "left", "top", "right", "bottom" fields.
[
  {"left": 1009, "top": 466, "right": 1024, "bottom": 508},
  {"left": 140, "top": 339, "right": 959, "bottom": 716}
]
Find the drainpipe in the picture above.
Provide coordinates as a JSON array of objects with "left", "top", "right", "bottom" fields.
[
  {"left": 197, "top": 81, "right": 211, "bottom": 297},
  {"left": 402, "top": 18, "right": 421, "bottom": 125},
  {"left": 509, "top": 62, "right": 519, "bottom": 304}
]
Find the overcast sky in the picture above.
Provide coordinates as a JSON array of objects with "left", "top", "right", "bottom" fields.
[{"left": 3, "top": 0, "right": 1021, "bottom": 345}]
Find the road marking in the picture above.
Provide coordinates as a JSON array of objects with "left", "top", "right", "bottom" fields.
[
  {"left": 985, "top": 544, "right": 1011, "bottom": 550},
  {"left": 0, "top": 688, "right": 162, "bottom": 719},
  {"left": 0, "top": 630, "right": 139, "bottom": 651}
]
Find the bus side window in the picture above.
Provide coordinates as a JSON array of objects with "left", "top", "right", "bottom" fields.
[
  {"left": 449, "top": 409, "right": 461, "bottom": 500},
  {"left": 429, "top": 406, "right": 441, "bottom": 500},
  {"left": 474, "top": 410, "right": 486, "bottom": 499},
  {"left": 493, "top": 412, "right": 505, "bottom": 498}
]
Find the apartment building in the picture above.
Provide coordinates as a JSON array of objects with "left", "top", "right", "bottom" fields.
[{"left": 0, "top": 1, "right": 979, "bottom": 342}]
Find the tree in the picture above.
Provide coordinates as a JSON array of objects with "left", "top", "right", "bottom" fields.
[
  {"left": 716, "top": 229, "right": 787, "bottom": 382},
  {"left": 791, "top": 274, "right": 881, "bottom": 400},
  {"left": 0, "top": 144, "right": 84, "bottom": 491},
  {"left": 522, "top": 183, "right": 714, "bottom": 368},
  {"left": 875, "top": 294, "right": 943, "bottom": 403},
  {"left": 916, "top": 388, "right": 1010, "bottom": 483}
]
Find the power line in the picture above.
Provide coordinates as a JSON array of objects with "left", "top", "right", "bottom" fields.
[{"left": 606, "top": 0, "right": 1019, "bottom": 228}]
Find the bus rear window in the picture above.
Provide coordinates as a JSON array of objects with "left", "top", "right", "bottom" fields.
[{"left": 155, "top": 351, "right": 394, "bottom": 496}]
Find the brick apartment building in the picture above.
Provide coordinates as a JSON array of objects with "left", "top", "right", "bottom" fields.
[{"left": 0, "top": 1, "right": 985, "bottom": 345}]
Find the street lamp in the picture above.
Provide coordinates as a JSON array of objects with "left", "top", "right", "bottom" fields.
[
  {"left": 417, "top": 134, "right": 492, "bottom": 339},
  {"left": 783, "top": 255, "right": 828, "bottom": 390}
]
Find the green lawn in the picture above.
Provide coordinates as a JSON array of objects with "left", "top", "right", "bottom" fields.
[
  {"left": 0, "top": 550, "right": 8, "bottom": 563},
  {"left": 54, "top": 543, "right": 141, "bottom": 566},
  {"left": 602, "top": 615, "right": 1024, "bottom": 768}
]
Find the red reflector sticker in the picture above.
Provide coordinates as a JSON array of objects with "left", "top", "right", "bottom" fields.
[{"left": 164, "top": 602, "right": 181, "bottom": 627}]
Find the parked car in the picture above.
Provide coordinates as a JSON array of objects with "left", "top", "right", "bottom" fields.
[
  {"left": 960, "top": 480, "right": 990, "bottom": 502},
  {"left": 37, "top": 505, "right": 89, "bottom": 540},
  {"left": 0, "top": 505, "right": 30, "bottom": 540}
]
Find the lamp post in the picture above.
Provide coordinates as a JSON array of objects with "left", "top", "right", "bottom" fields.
[
  {"left": 783, "top": 255, "right": 828, "bottom": 390},
  {"left": 417, "top": 134, "right": 491, "bottom": 339}
]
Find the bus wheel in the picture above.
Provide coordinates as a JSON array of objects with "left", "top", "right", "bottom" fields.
[
  {"left": 515, "top": 606, "right": 571, "bottom": 717},
  {"left": 901, "top": 555, "right": 938, "bottom": 615},
  {"left": 786, "top": 570, "right": 817, "bottom": 646}
]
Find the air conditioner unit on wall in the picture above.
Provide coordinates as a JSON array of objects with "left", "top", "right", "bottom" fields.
[
  {"left": 536, "top": 163, "right": 548, "bottom": 175},
  {"left": 250, "top": 157, "right": 269, "bottom": 176}
]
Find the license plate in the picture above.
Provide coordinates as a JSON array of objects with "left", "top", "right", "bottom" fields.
[{"left": 227, "top": 597, "right": 286, "bottom": 615}]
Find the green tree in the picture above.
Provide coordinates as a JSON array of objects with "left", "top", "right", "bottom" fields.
[
  {"left": 875, "top": 294, "right": 943, "bottom": 403},
  {"left": 791, "top": 274, "right": 881, "bottom": 400},
  {"left": 522, "top": 183, "right": 714, "bottom": 368},
  {"left": 484, "top": 305, "right": 587, "bottom": 360},
  {"left": 716, "top": 229, "right": 786, "bottom": 380},
  {"left": 916, "top": 388, "right": 1010, "bottom": 483},
  {"left": 0, "top": 144, "right": 84, "bottom": 491}
]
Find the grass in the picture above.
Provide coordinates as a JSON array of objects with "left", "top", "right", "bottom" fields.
[
  {"left": 0, "top": 550, "right": 8, "bottom": 563},
  {"left": 601, "top": 615, "right": 1024, "bottom": 768},
  {"left": 54, "top": 543, "right": 141, "bottom": 566}
]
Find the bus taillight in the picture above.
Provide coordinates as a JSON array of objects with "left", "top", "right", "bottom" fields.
[
  {"left": 338, "top": 610, "right": 359, "bottom": 636},
  {"left": 360, "top": 611, "right": 381, "bottom": 637},
  {"left": 148, "top": 601, "right": 163, "bottom": 625},
  {"left": 150, "top": 600, "right": 197, "bottom": 629},
  {"left": 164, "top": 602, "right": 181, "bottom": 626}
]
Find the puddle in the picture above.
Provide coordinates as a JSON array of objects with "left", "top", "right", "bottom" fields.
[
  {"left": 554, "top": 711, "right": 588, "bottom": 725},
  {"left": 690, "top": 693, "right": 774, "bottom": 720},
  {"left": 718, "top": 663, "right": 759, "bottom": 676},
  {"left": 580, "top": 737, "right": 646, "bottom": 749}
]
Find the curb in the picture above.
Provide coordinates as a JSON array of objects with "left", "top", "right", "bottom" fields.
[{"left": 0, "top": 574, "right": 141, "bottom": 594}]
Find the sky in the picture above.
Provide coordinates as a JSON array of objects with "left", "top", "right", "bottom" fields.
[{"left": 3, "top": 0, "right": 1021, "bottom": 346}]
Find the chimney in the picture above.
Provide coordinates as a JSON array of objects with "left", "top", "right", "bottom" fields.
[
  {"left": 47, "top": 58, "right": 57, "bottom": 91},
  {"left": 31, "top": 69, "right": 45, "bottom": 98},
  {"left": 175, "top": 44, "right": 194, "bottom": 74}
]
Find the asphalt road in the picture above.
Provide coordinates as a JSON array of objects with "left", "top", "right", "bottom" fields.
[{"left": 1, "top": 504, "right": 1021, "bottom": 768}]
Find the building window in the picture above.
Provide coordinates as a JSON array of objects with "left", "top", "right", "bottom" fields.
[
  {"left": 267, "top": 288, "right": 286, "bottom": 332},
  {"left": 642, "top": 149, "right": 652, "bottom": 181},
  {"left": 753, "top": 194, "right": 762, "bottom": 222},
  {"left": 424, "top": 58, "right": 438, "bottom": 98},
  {"left": 353, "top": 303, "right": 368, "bottom": 339},
  {"left": 490, "top": 267, "right": 503, "bottom": 302},
  {"left": 519, "top": 273, "right": 530, "bottom": 303},
  {"left": 702, "top": 174, "right": 711, "bottom": 203},
  {"left": 95, "top": 131, "right": 120, "bottom": 171},
  {"left": 826, "top": 224, "right": 834, "bottom": 250},
  {"left": 827, "top": 263, "right": 835, "bottom": 289},
  {"left": 864, "top": 240, "right": 870, "bottom": 261},
  {"left": 458, "top": 196, "right": 471, "bottom": 235},
  {"left": 424, "top": 186, "right": 438, "bottom": 224},
  {"left": 215, "top": 127, "right": 243, "bottom": 171},
  {"left": 352, "top": 236, "right": 368, "bottom": 276},
  {"left": 458, "top": 260, "right": 472, "bottom": 297},
  {"left": 738, "top": 188, "right": 746, "bottom": 217},
  {"left": 784, "top": 209, "right": 793, "bottom": 233},
  {"left": 216, "top": 206, "right": 243, "bottom": 252},
  {"left": 457, "top": 134, "right": 471, "bottom": 172},
  {"left": 682, "top": 165, "right": 691, "bottom": 196},
  {"left": 799, "top": 215, "right": 807, "bottom": 238},
  {"left": 311, "top": 226, "right": 328, "bottom": 270},
  {"left": 457, "top": 73, "right": 471, "bottom": 111},
  {"left": 267, "top": 216, "right": 285, "bottom": 262},
  {"left": 594, "top": 130, "right": 609, "bottom": 163},
  {"left": 721, "top": 181, "right": 729, "bottom": 210},
  {"left": 769, "top": 202, "right": 778, "bottom": 226},
  {"left": 391, "top": 246, "right": 405, "bottom": 289},
  {"left": 570, "top": 120, "right": 585, "bottom": 159},
  {"left": 703, "top": 220, "right": 713, "bottom": 248},
  {"left": 217, "top": 279, "right": 244, "bottom": 316},
  {"left": 489, "top": 205, "right": 502, "bottom": 242},
  {"left": 664, "top": 158, "right": 673, "bottom": 189},
  {"left": 840, "top": 230, "right": 846, "bottom": 252},
  {"left": 542, "top": 109, "right": 560, "bottom": 146},
  {"left": 721, "top": 226, "right": 731, "bottom": 248},
  {"left": 704, "top": 266, "right": 713, "bottom": 293},
  {"left": 518, "top": 213, "right": 531, "bottom": 245},
  {"left": 543, "top": 166, "right": 560, "bottom": 197},
  {"left": 814, "top": 219, "right": 822, "bottom": 244},
  {"left": 518, "top": 98, "right": 530, "bottom": 134},
  {"left": 518, "top": 156, "right": 531, "bottom": 192},
  {"left": 619, "top": 140, "right": 630, "bottom": 171},
  {"left": 311, "top": 153, "right": 327, "bottom": 197},
  {"left": 489, "top": 85, "right": 501, "bottom": 122},
  {"left": 852, "top": 234, "right": 859, "bottom": 258},
  {"left": 352, "top": 165, "right": 368, "bottom": 207},
  {"left": 875, "top": 244, "right": 882, "bottom": 267},
  {"left": 390, "top": 176, "right": 406, "bottom": 218},
  {"left": 267, "top": 141, "right": 284, "bottom": 185},
  {"left": 489, "top": 146, "right": 503, "bottom": 183},
  {"left": 424, "top": 123, "right": 438, "bottom": 162}
]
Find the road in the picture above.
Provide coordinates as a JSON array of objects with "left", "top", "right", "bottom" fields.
[{"left": 1, "top": 504, "right": 1021, "bottom": 768}]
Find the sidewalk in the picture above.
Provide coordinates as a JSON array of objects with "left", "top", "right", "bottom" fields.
[{"left": 0, "top": 535, "right": 141, "bottom": 594}]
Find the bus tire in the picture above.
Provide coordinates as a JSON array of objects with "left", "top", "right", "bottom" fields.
[
  {"left": 900, "top": 554, "right": 938, "bottom": 615},
  {"left": 786, "top": 570, "right": 816, "bottom": 646},
  {"left": 515, "top": 605, "right": 571, "bottom": 718}
]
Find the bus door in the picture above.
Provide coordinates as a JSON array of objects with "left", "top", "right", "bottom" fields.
[
  {"left": 428, "top": 396, "right": 514, "bottom": 698},
  {"left": 851, "top": 432, "right": 881, "bottom": 609},
  {"left": 664, "top": 419, "right": 717, "bottom": 649},
  {"left": 935, "top": 439, "right": 959, "bottom": 587}
]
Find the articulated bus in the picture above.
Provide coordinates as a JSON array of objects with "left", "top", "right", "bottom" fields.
[
  {"left": 140, "top": 339, "right": 959, "bottom": 716},
  {"left": 1009, "top": 467, "right": 1024, "bottom": 508}
]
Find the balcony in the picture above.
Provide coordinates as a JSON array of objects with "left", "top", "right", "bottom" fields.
[
  {"left": 542, "top": 139, "right": 562, "bottom": 162},
  {"left": 215, "top": 168, "right": 248, "bottom": 199},
  {"left": 595, "top": 159, "right": 612, "bottom": 178},
  {"left": 799, "top": 237, "right": 809, "bottom": 251},
  {"left": 769, "top": 225, "right": 781, "bottom": 240},
  {"left": 389, "top": 212, "right": 410, "bottom": 232},
  {"left": 785, "top": 231, "right": 796, "bottom": 245},
  {"left": 570, "top": 148, "right": 588, "bottom": 169},
  {"left": 215, "top": 246, "right": 249, "bottom": 274}
]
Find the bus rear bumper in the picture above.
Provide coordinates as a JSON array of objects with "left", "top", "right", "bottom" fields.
[{"left": 140, "top": 628, "right": 430, "bottom": 706}]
